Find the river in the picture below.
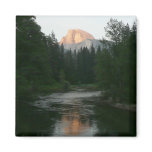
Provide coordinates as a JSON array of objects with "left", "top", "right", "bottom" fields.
[{"left": 17, "top": 89, "right": 136, "bottom": 136}]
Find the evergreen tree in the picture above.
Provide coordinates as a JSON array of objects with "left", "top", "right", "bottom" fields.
[
  {"left": 16, "top": 16, "right": 53, "bottom": 100},
  {"left": 96, "top": 19, "right": 136, "bottom": 103}
]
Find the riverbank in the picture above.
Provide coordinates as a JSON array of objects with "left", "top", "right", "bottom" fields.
[
  {"left": 16, "top": 87, "right": 136, "bottom": 136},
  {"left": 108, "top": 102, "right": 136, "bottom": 111},
  {"left": 70, "top": 83, "right": 100, "bottom": 91},
  {"left": 98, "top": 97, "right": 136, "bottom": 112},
  {"left": 70, "top": 84, "right": 136, "bottom": 112},
  {"left": 40, "top": 83, "right": 136, "bottom": 112}
]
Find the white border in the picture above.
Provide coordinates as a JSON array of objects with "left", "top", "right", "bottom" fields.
[{"left": 0, "top": 0, "right": 152, "bottom": 152}]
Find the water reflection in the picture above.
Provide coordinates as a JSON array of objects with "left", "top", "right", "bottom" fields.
[
  {"left": 32, "top": 90, "right": 136, "bottom": 136},
  {"left": 34, "top": 91, "right": 99, "bottom": 136},
  {"left": 53, "top": 105, "right": 97, "bottom": 136},
  {"left": 63, "top": 115, "right": 89, "bottom": 135}
]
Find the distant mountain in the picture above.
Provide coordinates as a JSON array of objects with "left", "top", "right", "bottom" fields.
[{"left": 60, "top": 29, "right": 104, "bottom": 51}]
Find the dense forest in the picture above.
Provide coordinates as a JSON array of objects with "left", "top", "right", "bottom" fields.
[{"left": 16, "top": 16, "right": 136, "bottom": 104}]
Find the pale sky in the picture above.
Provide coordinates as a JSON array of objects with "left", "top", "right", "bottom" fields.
[{"left": 36, "top": 16, "right": 136, "bottom": 42}]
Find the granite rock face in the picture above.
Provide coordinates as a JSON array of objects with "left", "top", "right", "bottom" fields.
[
  {"left": 60, "top": 29, "right": 106, "bottom": 51},
  {"left": 60, "top": 29, "right": 95, "bottom": 45}
]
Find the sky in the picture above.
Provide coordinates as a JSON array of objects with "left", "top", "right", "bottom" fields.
[{"left": 36, "top": 16, "right": 136, "bottom": 42}]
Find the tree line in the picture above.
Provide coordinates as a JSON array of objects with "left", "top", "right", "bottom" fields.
[
  {"left": 16, "top": 16, "right": 136, "bottom": 104},
  {"left": 96, "top": 19, "right": 136, "bottom": 104}
]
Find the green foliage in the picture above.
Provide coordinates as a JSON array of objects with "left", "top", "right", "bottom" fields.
[
  {"left": 96, "top": 19, "right": 136, "bottom": 104},
  {"left": 63, "top": 46, "right": 97, "bottom": 84},
  {"left": 16, "top": 16, "right": 136, "bottom": 105},
  {"left": 75, "top": 46, "right": 96, "bottom": 83},
  {"left": 62, "top": 80, "right": 71, "bottom": 91},
  {"left": 16, "top": 16, "right": 66, "bottom": 101},
  {"left": 104, "top": 18, "right": 130, "bottom": 44}
]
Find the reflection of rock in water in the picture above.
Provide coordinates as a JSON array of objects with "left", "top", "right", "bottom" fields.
[
  {"left": 30, "top": 90, "right": 135, "bottom": 136},
  {"left": 33, "top": 91, "right": 100, "bottom": 136},
  {"left": 63, "top": 112, "right": 90, "bottom": 135},
  {"left": 53, "top": 103, "right": 98, "bottom": 136}
]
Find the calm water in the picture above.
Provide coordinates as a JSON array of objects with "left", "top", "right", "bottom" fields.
[{"left": 25, "top": 89, "right": 136, "bottom": 136}]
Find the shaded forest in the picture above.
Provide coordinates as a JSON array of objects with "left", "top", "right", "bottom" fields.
[{"left": 16, "top": 16, "right": 136, "bottom": 104}]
